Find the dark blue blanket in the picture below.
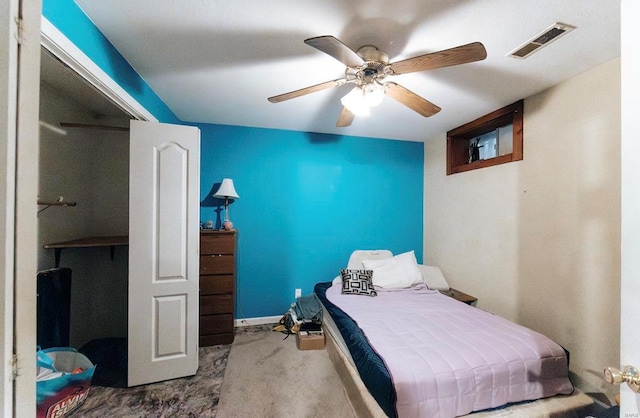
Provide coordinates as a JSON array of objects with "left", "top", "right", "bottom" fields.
[{"left": 314, "top": 282, "right": 397, "bottom": 418}]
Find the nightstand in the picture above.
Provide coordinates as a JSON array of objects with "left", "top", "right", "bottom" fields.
[{"left": 444, "top": 288, "right": 477, "bottom": 306}]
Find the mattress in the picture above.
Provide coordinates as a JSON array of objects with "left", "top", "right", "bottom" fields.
[{"left": 315, "top": 281, "right": 575, "bottom": 418}]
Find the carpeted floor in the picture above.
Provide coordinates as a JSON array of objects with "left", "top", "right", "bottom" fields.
[
  {"left": 70, "top": 342, "right": 230, "bottom": 417},
  {"left": 216, "top": 325, "right": 355, "bottom": 418},
  {"left": 69, "top": 324, "right": 353, "bottom": 417},
  {"left": 69, "top": 326, "right": 256, "bottom": 417}
]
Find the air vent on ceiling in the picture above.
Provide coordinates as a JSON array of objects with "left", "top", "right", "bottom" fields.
[{"left": 508, "top": 22, "right": 576, "bottom": 59}]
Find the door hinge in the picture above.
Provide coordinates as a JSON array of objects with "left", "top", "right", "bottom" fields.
[
  {"left": 14, "top": 17, "right": 24, "bottom": 44},
  {"left": 10, "top": 354, "right": 18, "bottom": 381}
]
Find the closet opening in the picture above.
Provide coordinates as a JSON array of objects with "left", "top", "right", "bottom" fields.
[{"left": 38, "top": 47, "right": 133, "bottom": 387}]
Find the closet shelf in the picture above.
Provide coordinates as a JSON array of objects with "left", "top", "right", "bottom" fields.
[{"left": 44, "top": 236, "right": 128, "bottom": 267}]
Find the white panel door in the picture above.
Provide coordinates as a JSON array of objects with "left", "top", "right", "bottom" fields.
[
  {"left": 128, "top": 120, "right": 200, "bottom": 387},
  {"left": 619, "top": 1, "right": 640, "bottom": 415}
]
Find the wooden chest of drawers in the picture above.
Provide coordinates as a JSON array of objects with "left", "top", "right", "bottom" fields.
[{"left": 200, "top": 230, "right": 236, "bottom": 346}]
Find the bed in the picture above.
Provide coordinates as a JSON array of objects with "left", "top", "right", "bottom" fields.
[{"left": 314, "top": 250, "right": 593, "bottom": 418}]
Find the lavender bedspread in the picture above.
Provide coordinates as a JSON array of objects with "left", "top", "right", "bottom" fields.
[{"left": 325, "top": 283, "right": 574, "bottom": 418}]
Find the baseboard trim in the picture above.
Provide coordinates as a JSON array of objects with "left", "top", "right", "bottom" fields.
[{"left": 235, "top": 315, "right": 281, "bottom": 327}]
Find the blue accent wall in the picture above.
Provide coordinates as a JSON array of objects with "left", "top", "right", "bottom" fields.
[
  {"left": 198, "top": 124, "right": 423, "bottom": 318},
  {"left": 42, "top": 1, "right": 425, "bottom": 319}
]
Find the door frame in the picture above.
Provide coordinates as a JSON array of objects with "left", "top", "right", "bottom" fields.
[
  {"left": 9, "top": 11, "right": 159, "bottom": 415},
  {"left": 5, "top": 0, "right": 41, "bottom": 416},
  {"left": 0, "top": 0, "right": 21, "bottom": 415},
  {"left": 619, "top": 1, "right": 639, "bottom": 414}
]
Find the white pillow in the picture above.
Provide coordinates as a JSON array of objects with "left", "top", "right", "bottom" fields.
[
  {"left": 346, "top": 250, "right": 393, "bottom": 270},
  {"left": 362, "top": 250, "right": 422, "bottom": 289},
  {"left": 418, "top": 265, "right": 450, "bottom": 290}
]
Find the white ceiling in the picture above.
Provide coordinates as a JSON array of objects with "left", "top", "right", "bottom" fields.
[{"left": 71, "top": 0, "right": 620, "bottom": 142}]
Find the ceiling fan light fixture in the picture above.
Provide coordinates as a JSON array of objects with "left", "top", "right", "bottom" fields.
[
  {"left": 341, "top": 83, "right": 385, "bottom": 116},
  {"left": 341, "top": 86, "right": 371, "bottom": 116},
  {"left": 363, "top": 83, "right": 384, "bottom": 107}
]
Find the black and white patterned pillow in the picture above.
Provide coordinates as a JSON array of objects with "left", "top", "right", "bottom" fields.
[{"left": 340, "top": 269, "right": 377, "bottom": 296}]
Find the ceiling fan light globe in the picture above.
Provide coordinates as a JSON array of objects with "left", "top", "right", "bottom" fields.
[
  {"left": 345, "top": 103, "right": 370, "bottom": 117},
  {"left": 364, "top": 83, "right": 384, "bottom": 107},
  {"left": 341, "top": 87, "right": 370, "bottom": 116}
]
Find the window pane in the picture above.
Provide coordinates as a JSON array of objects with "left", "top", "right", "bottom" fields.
[{"left": 498, "top": 124, "right": 513, "bottom": 156}]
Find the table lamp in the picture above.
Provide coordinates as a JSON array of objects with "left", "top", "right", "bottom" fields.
[{"left": 213, "top": 178, "right": 239, "bottom": 230}]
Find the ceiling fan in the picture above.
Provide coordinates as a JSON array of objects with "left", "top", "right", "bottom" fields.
[{"left": 267, "top": 35, "right": 487, "bottom": 127}]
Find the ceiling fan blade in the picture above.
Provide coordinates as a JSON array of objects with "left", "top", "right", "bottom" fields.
[
  {"left": 384, "top": 82, "right": 441, "bottom": 117},
  {"left": 268, "top": 78, "right": 346, "bottom": 103},
  {"left": 336, "top": 107, "right": 355, "bottom": 127},
  {"left": 389, "top": 42, "right": 487, "bottom": 75},
  {"left": 304, "top": 35, "right": 364, "bottom": 67}
]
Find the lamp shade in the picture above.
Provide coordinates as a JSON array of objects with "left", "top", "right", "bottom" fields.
[{"left": 213, "top": 178, "right": 239, "bottom": 199}]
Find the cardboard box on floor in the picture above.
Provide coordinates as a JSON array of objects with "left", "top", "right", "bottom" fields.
[{"left": 296, "top": 332, "right": 325, "bottom": 350}]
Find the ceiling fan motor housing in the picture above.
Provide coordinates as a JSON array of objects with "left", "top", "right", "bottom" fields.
[
  {"left": 352, "top": 45, "right": 390, "bottom": 85},
  {"left": 356, "top": 45, "right": 389, "bottom": 64}
]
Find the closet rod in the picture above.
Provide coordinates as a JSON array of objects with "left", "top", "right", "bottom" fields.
[
  {"left": 37, "top": 201, "right": 77, "bottom": 207},
  {"left": 37, "top": 200, "right": 77, "bottom": 214},
  {"left": 59, "top": 122, "right": 130, "bottom": 131}
]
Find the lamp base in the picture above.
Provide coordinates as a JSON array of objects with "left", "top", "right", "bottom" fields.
[{"left": 223, "top": 220, "right": 234, "bottom": 231}]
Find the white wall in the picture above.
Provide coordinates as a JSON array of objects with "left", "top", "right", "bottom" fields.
[
  {"left": 38, "top": 81, "right": 130, "bottom": 348},
  {"left": 424, "top": 58, "right": 621, "bottom": 400}
]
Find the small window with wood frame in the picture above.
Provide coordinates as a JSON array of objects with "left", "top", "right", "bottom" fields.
[{"left": 447, "top": 100, "right": 523, "bottom": 175}]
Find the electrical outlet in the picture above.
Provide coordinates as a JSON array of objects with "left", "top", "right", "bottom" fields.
[{"left": 295, "top": 288, "right": 302, "bottom": 299}]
